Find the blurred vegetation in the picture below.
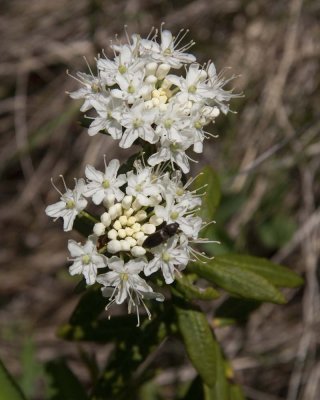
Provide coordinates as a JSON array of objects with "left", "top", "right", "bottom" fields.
[{"left": 0, "top": 0, "right": 319, "bottom": 399}]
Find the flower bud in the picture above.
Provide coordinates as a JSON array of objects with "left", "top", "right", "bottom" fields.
[
  {"left": 132, "top": 222, "right": 141, "bottom": 232},
  {"left": 93, "top": 223, "right": 105, "bottom": 236},
  {"left": 145, "top": 62, "right": 158, "bottom": 75},
  {"left": 107, "top": 229, "right": 118, "bottom": 240},
  {"left": 156, "top": 63, "right": 171, "bottom": 79},
  {"left": 145, "top": 75, "right": 157, "bottom": 84},
  {"left": 120, "top": 240, "right": 130, "bottom": 251},
  {"left": 135, "top": 210, "right": 147, "bottom": 222},
  {"left": 149, "top": 215, "right": 163, "bottom": 226},
  {"left": 118, "top": 228, "right": 127, "bottom": 239},
  {"left": 103, "top": 193, "right": 115, "bottom": 208},
  {"left": 107, "top": 240, "right": 121, "bottom": 254},
  {"left": 121, "top": 195, "right": 132, "bottom": 209},
  {"left": 141, "top": 224, "right": 156, "bottom": 234},
  {"left": 113, "top": 220, "right": 122, "bottom": 230},
  {"left": 124, "top": 207, "right": 134, "bottom": 217},
  {"left": 101, "top": 212, "right": 111, "bottom": 227},
  {"left": 131, "top": 246, "right": 146, "bottom": 257},
  {"left": 125, "top": 236, "right": 137, "bottom": 247}
]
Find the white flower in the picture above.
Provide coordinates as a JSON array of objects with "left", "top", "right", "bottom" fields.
[
  {"left": 97, "top": 46, "right": 144, "bottom": 87},
  {"left": 154, "top": 195, "right": 201, "bottom": 238},
  {"left": 148, "top": 138, "right": 192, "bottom": 173},
  {"left": 45, "top": 177, "right": 87, "bottom": 231},
  {"left": 161, "top": 170, "right": 202, "bottom": 209},
  {"left": 166, "top": 63, "right": 209, "bottom": 103},
  {"left": 144, "top": 237, "right": 189, "bottom": 284},
  {"left": 111, "top": 70, "right": 150, "bottom": 105},
  {"left": 68, "top": 72, "right": 103, "bottom": 112},
  {"left": 154, "top": 102, "right": 189, "bottom": 142},
  {"left": 140, "top": 27, "right": 196, "bottom": 69},
  {"left": 116, "top": 101, "right": 158, "bottom": 148},
  {"left": 205, "top": 62, "right": 241, "bottom": 114},
  {"left": 68, "top": 237, "right": 107, "bottom": 285},
  {"left": 126, "top": 162, "right": 162, "bottom": 206},
  {"left": 88, "top": 96, "right": 123, "bottom": 138},
  {"left": 97, "top": 256, "right": 164, "bottom": 325},
  {"left": 83, "top": 158, "right": 126, "bottom": 204}
]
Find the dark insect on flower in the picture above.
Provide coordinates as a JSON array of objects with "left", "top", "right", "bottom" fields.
[
  {"left": 143, "top": 222, "right": 179, "bottom": 248},
  {"left": 97, "top": 234, "right": 108, "bottom": 250}
]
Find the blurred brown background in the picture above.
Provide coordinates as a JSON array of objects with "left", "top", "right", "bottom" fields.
[{"left": 0, "top": 0, "right": 319, "bottom": 399}]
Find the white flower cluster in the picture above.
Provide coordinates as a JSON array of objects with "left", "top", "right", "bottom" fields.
[
  {"left": 69, "top": 26, "right": 239, "bottom": 173},
  {"left": 46, "top": 158, "right": 208, "bottom": 324},
  {"left": 46, "top": 26, "right": 237, "bottom": 324}
]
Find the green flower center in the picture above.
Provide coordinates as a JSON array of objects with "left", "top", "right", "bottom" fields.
[
  {"left": 163, "top": 48, "right": 172, "bottom": 56},
  {"left": 133, "top": 119, "right": 142, "bottom": 129},
  {"left": 118, "top": 65, "right": 127, "bottom": 74},
  {"left": 91, "top": 83, "right": 100, "bottom": 93},
  {"left": 135, "top": 184, "right": 143, "bottom": 192},
  {"left": 188, "top": 85, "right": 197, "bottom": 93},
  {"left": 164, "top": 119, "right": 173, "bottom": 129},
  {"left": 176, "top": 187, "right": 184, "bottom": 196},
  {"left": 162, "top": 252, "right": 171, "bottom": 262},
  {"left": 170, "top": 211, "right": 179, "bottom": 220},
  {"left": 66, "top": 200, "right": 75, "bottom": 209},
  {"left": 194, "top": 120, "right": 202, "bottom": 129},
  {"left": 82, "top": 255, "right": 91, "bottom": 264},
  {"left": 128, "top": 85, "right": 135, "bottom": 94},
  {"left": 102, "top": 179, "right": 110, "bottom": 189},
  {"left": 120, "top": 272, "right": 129, "bottom": 281}
]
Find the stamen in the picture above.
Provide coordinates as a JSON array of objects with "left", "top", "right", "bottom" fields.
[
  {"left": 59, "top": 175, "right": 68, "bottom": 192},
  {"left": 50, "top": 177, "right": 63, "bottom": 196}
]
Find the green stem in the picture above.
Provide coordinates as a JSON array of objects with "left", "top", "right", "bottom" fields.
[{"left": 80, "top": 211, "right": 99, "bottom": 223}]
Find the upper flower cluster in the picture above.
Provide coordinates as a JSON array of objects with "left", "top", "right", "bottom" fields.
[
  {"left": 69, "top": 25, "right": 239, "bottom": 173},
  {"left": 46, "top": 157, "right": 208, "bottom": 323}
]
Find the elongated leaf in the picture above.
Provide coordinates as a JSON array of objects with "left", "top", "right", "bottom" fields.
[
  {"left": 175, "top": 275, "right": 220, "bottom": 301},
  {"left": 45, "top": 359, "right": 88, "bottom": 400},
  {"left": 229, "top": 383, "right": 246, "bottom": 400},
  {"left": 203, "top": 348, "right": 228, "bottom": 400},
  {"left": 189, "top": 261, "right": 286, "bottom": 304},
  {"left": 215, "top": 298, "right": 260, "bottom": 324},
  {"left": 175, "top": 300, "right": 218, "bottom": 387},
  {"left": 192, "top": 166, "right": 221, "bottom": 221},
  {"left": 0, "top": 359, "right": 26, "bottom": 400},
  {"left": 214, "top": 254, "right": 303, "bottom": 288}
]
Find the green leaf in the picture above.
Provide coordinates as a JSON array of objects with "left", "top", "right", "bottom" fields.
[
  {"left": 229, "top": 383, "right": 246, "bottom": 400},
  {"left": 19, "top": 338, "right": 44, "bottom": 398},
  {"left": 174, "top": 300, "right": 219, "bottom": 387},
  {"left": 214, "top": 255, "right": 303, "bottom": 288},
  {"left": 45, "top": 359, "right": 88, "bottom": 400},
  {"left": 192, "top": 166, "right": 221, "bottom": 222},
  {"left": 203, "top": 348, "right": 228, "bottom": 400},
  {"left": 215, "top": 298, "right": 261, "bottom": 324},
  {"left": 175, "top": 275, "right": 220, "bottom": 301},
  {"left": 189, "top": 261, "right": 286, "bottom": 304},
  {"left": 0, "top": 359, "right": 26, "bottom": 400}
]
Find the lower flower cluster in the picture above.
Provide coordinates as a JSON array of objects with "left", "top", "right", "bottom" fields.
[{"left": 46, "top": 157, "right": 207, "bottom": 323}]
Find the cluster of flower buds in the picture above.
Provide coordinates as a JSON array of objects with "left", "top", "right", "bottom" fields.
[
  {"left": 46, "top": 26, "right": 237, "bottom": 324},
  {"left": 69, "top": 24, "right": 239, "bottom": 173}
]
